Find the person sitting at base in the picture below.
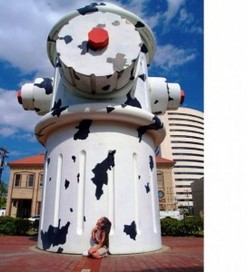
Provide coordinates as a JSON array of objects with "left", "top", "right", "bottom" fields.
[{"left": 83, "top": 217, "right": 111, "bottom": 258}]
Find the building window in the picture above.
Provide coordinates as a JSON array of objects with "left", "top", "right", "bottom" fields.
[
  {"left": 170, "top": 129, "right": 204, "bottom": 135},
  {"left": 39, "top": 173, "right": 43, "bottom": 187},
  {"left": 171, "top": 135, "right": 204, "bottom": 140},
  {"left": 37, "top": 201, "right": 41, "bottom": 215},
  {"left": 172, "top": 153, "right": 204, "bottom": 157},
  {"left": 157, "top": 172, "right": 164, "bottom": 190},
  {"left": 178, "top": 198, "right": 193, "bottom": 202},
  {"left": 172, "top": 146, "right": 204, "bottom": 151},
  {"left": 14, "top": 174, "right": 21, "bottom": 187},
  {"left": 168, "top": 112, "right": 204, "bottom": 120},
  {"left": 171, "top": 140, "right": 204, "bottom": 146},
  {"left": 169, "top": 123, "right": 204, "bottom": 130},
  {"left": 175, "top": 159, "right": 204, "bottom": 163},
  {"left": 27, "top": 174, "right": 34, "bottom": 187},
  {"left": 158, "top": 190, "right": 165, "bottom": 199},
  {"left": 168, "top": 117, "right": 204, "bottom": 125},
  {"left": 176, "top": 185, "right": 192, "bottom": 188},
  {"left": 176, "top": 178, "right": 200, "bottom": 181},
  {"left": 174, "top": 165, "right": 204, "bottom": 169},
  {"left": 174, "top": 172, "right": 204, "bottom": 175}
]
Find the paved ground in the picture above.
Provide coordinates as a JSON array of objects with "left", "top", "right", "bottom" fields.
[{"left": 0, "top": 235, "right": 203, "bottom": 271}]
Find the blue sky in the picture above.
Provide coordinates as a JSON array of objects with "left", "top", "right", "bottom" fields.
[{"left": 0, "top": 0, "right": 203, "bottom": 183}]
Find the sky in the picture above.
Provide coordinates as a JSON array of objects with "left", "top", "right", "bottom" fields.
[{"left": 0, "top": 0, "right": 203, "bottom": 183}]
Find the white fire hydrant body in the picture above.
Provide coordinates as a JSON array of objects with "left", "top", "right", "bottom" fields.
[{"left": 18, "top": 2, "right": 184, "bottom": 254}]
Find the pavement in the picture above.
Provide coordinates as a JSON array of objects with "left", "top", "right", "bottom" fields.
[{"left": 0, "top": 235, "right": 203, "bottom": 271}]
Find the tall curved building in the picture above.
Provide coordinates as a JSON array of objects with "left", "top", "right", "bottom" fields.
[{"left": 159, "top": 107, "right": 204, "bottom": 211}]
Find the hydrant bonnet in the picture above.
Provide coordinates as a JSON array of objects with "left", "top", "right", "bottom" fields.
[{"left": 47, "top": 2, "right": 156, "bottom": 97}]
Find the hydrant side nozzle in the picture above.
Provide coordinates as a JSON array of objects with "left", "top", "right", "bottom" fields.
[{"left": 17, "top": 78, "right": 54, "bottom": 115}]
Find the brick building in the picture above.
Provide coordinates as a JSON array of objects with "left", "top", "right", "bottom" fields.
[
  {"left": 6, "top": 154, "right": 176, "bottom": 218},
  {"left": 6, "top": 154, "right": 44, "bottom": 218}
]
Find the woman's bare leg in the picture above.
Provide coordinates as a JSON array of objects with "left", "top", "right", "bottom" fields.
[{"left": 91, "top": 252, "right": 103, "bottom": 259}]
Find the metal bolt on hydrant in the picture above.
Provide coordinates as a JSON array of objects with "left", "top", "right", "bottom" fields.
[{"left": 18, "top": 2, "right": 184, "bottom": 254}]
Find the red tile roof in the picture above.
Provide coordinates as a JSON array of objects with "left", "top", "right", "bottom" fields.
[
  {"left": 8, "top": 154, "right": 45, "bottom": 167},
  {"left": 155, "top": 156, "right": 175, "bottom": 165},
  {"left": 8, "top": 154, "right": 174, "bottom": 167}
]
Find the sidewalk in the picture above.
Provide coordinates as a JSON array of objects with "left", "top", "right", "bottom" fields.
[{"left": 0, "top": 235, "right": 203, "bottom": 271}]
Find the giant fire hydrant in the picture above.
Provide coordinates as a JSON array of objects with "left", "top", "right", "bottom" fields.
[{"left": 18, "top": 2, "right": 184, "bottom": 254}]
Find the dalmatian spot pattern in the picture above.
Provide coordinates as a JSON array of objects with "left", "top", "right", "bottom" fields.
[
  {"left": 51, "top": 99, "right": 68, "bottom": 117},
  {"left": 73, "top": 120, "right": 92, "bottom": 140},
  {"left": 91, "top": 150, "right": 116, "bottom": 200},
  {"left": 149, "top": 155, "right": 154, "bottom": 171},
  {"left": 123, "top": 221, "right": 137, "bottom": 240},
  {"left": 77, "top": 2, "right": 106, "bottom": 16},
  {"left": 34, "top": 78, "right": 53, "bottom": 95},
  {"left": 40, "top": 220, "right": 70, "bottom": 250},
  {"left": 64, "top": 179, "right": 70, "bottom": 189},
  {"left": 145, "top": 182, "right": 150, "bottom": 193},
  {"left": 137, "top": 116, "right": 163, "bottom": 142},
  {"left": 124, "top": 90, "right": 142, "bottom": 108}
]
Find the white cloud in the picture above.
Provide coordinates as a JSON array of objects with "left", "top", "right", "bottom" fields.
[
  {"left": 0, "top": 1, "right": 51, "bottom": 75},
  {"left": 177, "top": 8, "right": 203, "bottom": 34},
  {"left": 120, "top": 0, "right": 144, "bottom": 16},
  {"left": 0, "top": 0, "right": 198, "bottom": 76},
  {"left": 119, "top": 0, "right": 186, "bottom": 31},
  {"left": 153, "top": 44, "right": 197, "bottom": 70},
  {"left": 0, "top": 127, "right": 17, "bottom": 137},
  {"left": 0, "top": 0, "right": 101, "bottom": 76},
  {"left": 164, "top": 0, "right": 185, "bottom": 22},
  {"left": 0, "top": 89, "right": 40, "bottom": 137},
  {"left": 0, "top": 0, "right": 150, "bottom": 76}
]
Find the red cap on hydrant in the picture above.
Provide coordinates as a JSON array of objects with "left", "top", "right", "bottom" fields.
[
  {"left": 88, "top": 27, "right": 109, "bottom": 50},
  {"left": 17, "top": 90, "right": 23, "bottom": 105},
  {"left": 180, "top": 90, "right": 185, "bottom": 104}
]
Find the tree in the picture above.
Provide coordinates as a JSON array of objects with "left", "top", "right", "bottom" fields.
[
  {"left": 0, "top": 146, "right": 9, "bottom": 208},
  {"left": 0, "top": 182, "right": 8, "bottom": 208}
]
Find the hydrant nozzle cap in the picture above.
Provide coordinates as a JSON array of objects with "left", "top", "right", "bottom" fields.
[
  {"left": 180, "top": 90, "right": 185, "bottom": 104},
  {"left": 17, "top": 90, "right": 23, "bottom": 105},
  {"left": 88, "top": 27, "right": 109, "bottom": 50}
]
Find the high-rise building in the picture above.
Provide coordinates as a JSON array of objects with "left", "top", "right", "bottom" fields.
[{"left": 159, "top": 107, "right": 204, "bottom": 211}]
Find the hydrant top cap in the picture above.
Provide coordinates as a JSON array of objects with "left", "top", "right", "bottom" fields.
[
  {"left": 88, "top": 28, "right": 109, "bottom": 50},
  {"left": 47, "top": 2, "right": 156, "bottom": 67}
]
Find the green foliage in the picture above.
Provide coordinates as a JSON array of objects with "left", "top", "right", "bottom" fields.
[
  {"left": 179, "top": 216, "right": 203, "bottom": 236},
  {"left": 0, "top": 217, "right": 16, "bottom": 235},
  {"left": 15, "top": 218, "right": 32, "bottom": 235},
  {"left": 160, "top": 217, "right": 180, "bottom": 236},
  {"left": 160, "top": 215, "right": 203, "bottom": 236},
  {"left": 0, "top": 216, "right": 32, "bottom": 235},
  {"left": 0, "top": 182, "right": 8, "bottom": 208}
]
